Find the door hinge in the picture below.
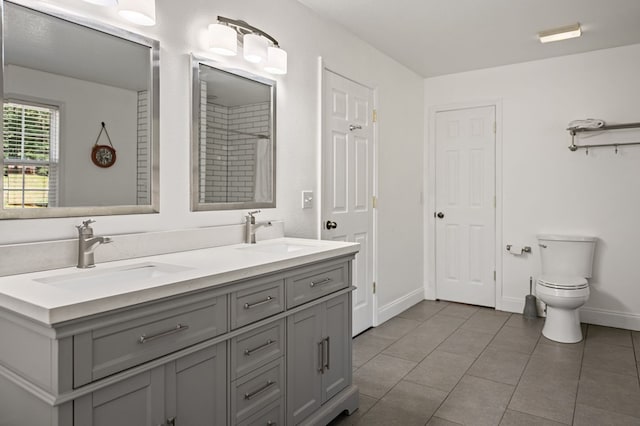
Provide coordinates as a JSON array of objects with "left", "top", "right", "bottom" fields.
[
  {"left": 493, "top": 270, "right": 496, "bottom": 281},
  {"left": 372, "top": 196, "right": 377, "bottom": 209},
  {"left": 373, "top": 282, "right": 376, "bottom": 294},
  {"left": 493, "top": 122, "right": 497, "bottom": 134},
  {"left": 372, "top": 109, "right": 377, "bottom": 123}
]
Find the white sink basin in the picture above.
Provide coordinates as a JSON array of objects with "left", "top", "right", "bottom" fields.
[
  {"left": 238, "top": 242, "right": 309, "bottom": 254},
  {"left": 35, "top": 262, "right": 191, "bottom": 291}
]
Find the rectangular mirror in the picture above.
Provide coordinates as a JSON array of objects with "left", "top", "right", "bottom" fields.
[
  {"left": 191, "top": 58, "right": 276, "bottom": 211},
  {"left": 0, "top": 0, "right": 159, "bottom": 219}
]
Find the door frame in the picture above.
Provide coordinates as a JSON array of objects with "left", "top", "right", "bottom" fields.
[
  {"left": 317, "top": 57, "right": 380, "bottom": 328},
  {"left": 424, "top": 99, "right": 504, "bottom": 310}
]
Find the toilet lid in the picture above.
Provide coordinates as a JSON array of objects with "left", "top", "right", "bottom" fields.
[{"left": 538, "top": 275, "right": 588, "bottom": 290}]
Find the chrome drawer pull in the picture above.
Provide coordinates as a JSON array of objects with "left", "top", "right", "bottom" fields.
[
  {"left": 244, "top": 296, "right": 274, "bottom": 309},
  {"left": 138, "top": 324, "right": 189, "bottom": 344},
  {"left": 244, "top": 380, "right": 275, "bottom": 400},
  {"left": 244, "top": 339, "right": 276, "bottom": 356},
  {"left": 310, "top": 278, "right": 332, "bottom": 287}
]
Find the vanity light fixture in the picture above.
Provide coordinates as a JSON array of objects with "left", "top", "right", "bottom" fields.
[
  {"left": 538, "top": 23, "right": 581, "bottom": 43},
  {"left": 208, "top": 16, "right": 288, "bottom": 75},
  {"left": 243, "top": 33, "right": 268, "bottom": 63},
  {"left": 118, "top": 0, "right": 156, "bottom": 26},
  {"left": 208, "top": 23, "right": 237, "bottom": 56},
  {"left": 264, "top": 46, "right": 287, "bottom": 75}
]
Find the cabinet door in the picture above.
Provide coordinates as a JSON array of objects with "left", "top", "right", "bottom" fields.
[
  {"left": 287, "top": 304, "right": 323, "bottom": 424},
  {"left": 74, "top": 367, "right": 164, "bottom": 426},
  {"left": 322, "top": 293, "right": 351, "bottom": 402},
  {"left": 165, "top": 343, "right": 227, "bottom": 426}
]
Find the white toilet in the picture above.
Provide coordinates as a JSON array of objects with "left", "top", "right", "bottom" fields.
[{"left": 536, "top": 234, "right": 597, "bottom": 343}]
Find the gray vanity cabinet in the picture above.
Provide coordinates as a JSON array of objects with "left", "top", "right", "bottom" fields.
[
  {"left": 73, "top": 366, "right": 165, "bottom": 426},
  {"left": 165, "top": 343, "right": 227, "bottom": 426},
  {"left": 287, "top": 293, "right": 351, "bottom": 425},
  {"left": 73, "top": 343, "right": 227, "bottom": 426},
  {"left": 0, "top": 253, "right": 358, "bottom": 426}
]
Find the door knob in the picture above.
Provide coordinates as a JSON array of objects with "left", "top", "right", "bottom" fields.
[
  {"left": 326, "top": 220, "right": 338, "bottom": 229},
  {"left": 436, "top": 212, "right": 444, "bottom": 219}
]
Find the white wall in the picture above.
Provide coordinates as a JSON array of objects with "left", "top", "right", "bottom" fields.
[
  {"left": 0, "top": 0, "right": 424, "bottom": 320},
  {"left": 5, "top": 65, "right": 138, "bottom": 206},
  {"left": 424, "top": 44, "right": 640, "bottom": 330}
]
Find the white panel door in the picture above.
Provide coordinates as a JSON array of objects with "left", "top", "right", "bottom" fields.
[
  {"left": 322, "top": 70, "right": 374, "bottom": 336},
  {"left": 435, "top": 106, "right": 496, "bottom": 307}
]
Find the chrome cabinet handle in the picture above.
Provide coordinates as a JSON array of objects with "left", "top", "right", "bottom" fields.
[
  {"left": 324, "top": 337, "right": 330, "bottom": 371},
  {"left": 325, "top": 220, "right": 338, "bottom": 230},
  {"left": 244, "top": 296, "right": 274, "bottom": 310},
  {"left": 138, "top": 324, "right": 189, "bottom": 344},
  {"left": 244, "top": 380, "right": 275, "bottom": 400},
  {"left": 266, "top": 422, "right": 276, "bottom": 426},
  {"left": 318, "top": 341, "right": 324, "bottom": 372},
  {"left": 244, "top": 339, "right": 276, "bottom": 356},
  {"left": 310, "top": 278, "right": 332, "bottom": 288},
  {"left": 539, "top": 244, "right": 547, "bottom": 248},
  {"left": 167, "top": 417, "right": 176, "bottom": 426}
]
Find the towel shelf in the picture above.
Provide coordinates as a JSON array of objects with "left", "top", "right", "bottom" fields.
[{"left": 568, "top": 121, "right": 640, "bottom": 153}]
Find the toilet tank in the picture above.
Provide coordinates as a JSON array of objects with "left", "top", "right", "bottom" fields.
[{"left": 537, "top": 234, "right": 597, "bottom": 278}]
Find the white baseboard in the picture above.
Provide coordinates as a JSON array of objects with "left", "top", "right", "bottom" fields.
[
  {"left": 580, "top": 307, "right": 640, "bottom": 332},
  {"left": 501, "top": 297, "right": 640, "bottom": 331},
  {"left": 375, "top": 287, "right": 425, "bottom": 326},
  {"left": 499, "top": 297, "right": 523, "bottom": 314}
]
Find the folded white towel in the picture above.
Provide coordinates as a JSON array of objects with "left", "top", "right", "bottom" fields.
[{"left": 567, "top": 119, "right": 605, "bottom": 130}]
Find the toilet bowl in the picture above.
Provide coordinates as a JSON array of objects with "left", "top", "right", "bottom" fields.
[
  {"left": 536, "top": 276, "right": 589, "bottom": 343},
  {"left": 536, "top": 235, "right": 596, "bottom": 343}
]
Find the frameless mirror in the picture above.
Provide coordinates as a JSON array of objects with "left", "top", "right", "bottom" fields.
[
  {"left": 191, "top": 58, "right": 276, "bottom": 211},
  {"left": 0, "top": 0, "right": 159, "bottom": 219}
]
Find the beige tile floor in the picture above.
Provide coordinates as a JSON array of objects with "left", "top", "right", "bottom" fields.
[{"left": 329, "top": 300, "right": 640, "bottom": 426}]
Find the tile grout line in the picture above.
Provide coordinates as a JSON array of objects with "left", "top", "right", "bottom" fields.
[{"left": 569, "top": 323, "right": 588, "bottom": 425}]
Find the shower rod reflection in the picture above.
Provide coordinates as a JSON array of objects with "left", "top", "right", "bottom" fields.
[{"left": 210, "top": 127, "right": 270, "bottom": 139}]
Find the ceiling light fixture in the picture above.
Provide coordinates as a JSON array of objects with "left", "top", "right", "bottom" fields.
[
  {"left": 82, "top": 0, "right": 119, "bottom": 5},
  {"left": 118, "top": 0, "right": 156, "bottom": 26},
  {"left": 538, "top": 23, "right": 582, "bottom": 43},
  {"left": 208, "top": 16, "right": 288, "bottom": 75}
]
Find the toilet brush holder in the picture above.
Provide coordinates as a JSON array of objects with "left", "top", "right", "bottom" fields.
[{"left": 523, "top": 276, "right": 538, "bottom": 319}]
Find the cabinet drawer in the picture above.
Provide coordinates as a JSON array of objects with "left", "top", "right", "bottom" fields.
[
  {"left": 231, "top": 319, "right": 285, "bottom": 380},
  {"left": 232, "top": 358, "right": 284, "bottom": 423},
  {"left": 231, "top": 279, "right": 285, "bottom": 329},
  {"left": 237, "top": 399, "right": 283, "bottom": 426},
  {"left": 286, "top": 261, "right": 349, "bottom": 308},
  {"left": 74, "top": 295, "right": 227, "bottom": 387}
]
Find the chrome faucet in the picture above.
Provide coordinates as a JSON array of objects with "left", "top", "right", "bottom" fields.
[
  {"left": 76, "top": 219, "right": 112, "bottom": 268},
  {"left": 244, "top": 210, "right": 272, "bottom": 244}
]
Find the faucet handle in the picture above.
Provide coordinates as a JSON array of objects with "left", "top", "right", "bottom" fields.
[
  {"left": 247, "top": 210, "right": 261, "bottom": 218},
  {"left": 77, "top": 219, "right": 96, "bottom": 230}
]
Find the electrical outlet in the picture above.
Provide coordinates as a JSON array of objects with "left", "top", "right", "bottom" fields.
[{"left": 302, "top": 191, "right": 313, "bottom": 209}]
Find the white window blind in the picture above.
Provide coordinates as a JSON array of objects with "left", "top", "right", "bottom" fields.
[{"left": 2, "top": 101, "right": 59, "bottom": 208}]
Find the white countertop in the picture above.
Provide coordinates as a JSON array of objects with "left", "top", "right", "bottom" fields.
[{"left": 0, "top": 238, "right": 359, "bottom": 325}]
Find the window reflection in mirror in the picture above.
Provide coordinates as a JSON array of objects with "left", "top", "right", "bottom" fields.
[
  {"left": 0, "top": 1, "right": 159, "bottom": 219},
  {"left": 192, "top": 60, "right": 276, "bottom": 211}
]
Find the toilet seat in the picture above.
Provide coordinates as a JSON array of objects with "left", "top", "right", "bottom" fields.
[{"left": 538, "top": 275, "right": 588, "bottom": 290}]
